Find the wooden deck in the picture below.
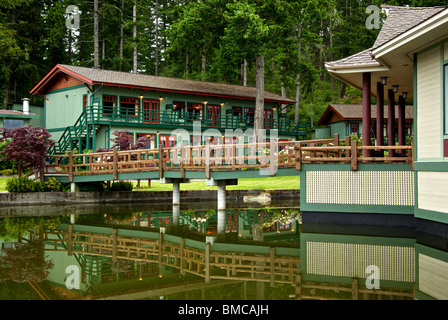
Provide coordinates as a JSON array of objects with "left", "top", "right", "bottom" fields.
[{"left": 43, "top": 135, "right": 413, "bottom": 183}]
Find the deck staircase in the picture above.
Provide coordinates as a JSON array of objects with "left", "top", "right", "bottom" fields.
[{"left": 48, "top": 109, "right": 93, "bottom": 155}]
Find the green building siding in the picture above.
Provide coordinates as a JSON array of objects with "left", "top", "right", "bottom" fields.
[{"left": 44, "top": 82, "right": 304, "bottom": 153}]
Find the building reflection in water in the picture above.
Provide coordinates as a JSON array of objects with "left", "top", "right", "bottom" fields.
[{"left": 1, "top": 206, "right": 448, "bottom": 300}]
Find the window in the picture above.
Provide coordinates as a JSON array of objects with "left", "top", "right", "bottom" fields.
[
  {"left": 173, "top": 101, "right": 185, "bottom": 118},
  {"left": 278, "top": 221, "right": 291, "bottom": 231},
  {"left": 232, "top": 107, "right": 243, "bottom": 122},
  {"left": 142, "top": 99, "right": 159, "bottom": 124},
  {"left": 264, "top": 109, "right": 273, "bottom": 129},
  {"left": 120, "top": 97, "right": 138, "bottom": 117},
  {"left": 225, "top": 211, "right": 238, "bottom": 233},
  {"left": 137, "top": 134, "right": 156, "bottom": 149},
  {"left": 103, "top": 95, "right": 117, "bottom": 115},
  {"left": 244, "top": 107, "right": 255, "bottom": 126},
  {"left": 83, "top": 94, "right": 87, "bottom": 109},
  {"left": 191, "top": 136, "right": 202, "bottom": 146},
  {"left": 3, "top": 119, "right": 24, "bottom": 130},
  {"left": 350, "top": 123, "right": 359, "bottom": 136},
  {"left": 159, "top": 134, "right": 176, "bottom": 147},
  {"left": 207, "top": 104, "right": 221, "bottom": 127},
  {"left": 187, "top": 103, "right": 202, "bottom": 122}
]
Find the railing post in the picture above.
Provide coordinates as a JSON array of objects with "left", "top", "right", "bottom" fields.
[
  {"left": 345, "top": 135, "right": 351, "bottom": 163},
  {"left": 180, "top": 143, "right": 185, "bottom": 179},
  {"left": 232, "top": 143, "right": 237, "bottom": 171},
  {"left": 68, "top": 151, "right": 74, "bottom": 183},
  {"left": 333, "top": 133, "right": 339, "bottom": 147},
  {"left": 113, "top": 148, "right": 118, "bottom": 180},
  {"left": 295, "top": 142, "right": 302, "bottom": 171},
  {"left": 351, "top": 140, "right": 358, "bottom": 171},
  {"left": 205, "top": 140, "right": 211, "bottom": 179},
  {"left": 158, "top": 143, "right": 164, "bottom": 179}
]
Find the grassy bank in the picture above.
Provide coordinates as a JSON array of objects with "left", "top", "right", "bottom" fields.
[
  {"left": 133, "top": 176, "right": 300, "bottom": 191},
  {"left": 0, "top": 178, "right": 7, "bottom": 192},
  {"left": 0, "top": 176, "right": 300, "bottom": 192}
]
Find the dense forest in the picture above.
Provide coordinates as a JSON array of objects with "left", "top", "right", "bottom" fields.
[{"left": 0, "top": 0, "right": 445, "bottom": 127}]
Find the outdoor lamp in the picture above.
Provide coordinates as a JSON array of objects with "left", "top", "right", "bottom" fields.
[
  {"left": 381, "top": 77, "right": 388, "bottom": 85},
  {"left": 402, "top": 92, "right": 408, "bottom": 99},
  {"left": 393, "top": 85, "right": 399, "bottom": 93}
]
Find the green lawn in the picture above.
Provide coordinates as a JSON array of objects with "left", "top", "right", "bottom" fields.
[
  {"left": 0, "top": 178, "right": 7, "bottom": 192},
  {"left": 0, "top": 176, "right": 300, "bottom": 192},
  {"left": 133, "top": 176, "right": 300, "bottom": 191}
]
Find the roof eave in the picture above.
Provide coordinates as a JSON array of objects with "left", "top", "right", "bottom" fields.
[
  {"left": 30, "top": 64, "right": 94, "bottom": 96},
  {"left": 90, "top": 81, "right": 296, "bottom": 105}
]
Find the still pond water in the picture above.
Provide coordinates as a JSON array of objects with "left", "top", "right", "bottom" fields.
[{"left": 0, "top": 197, "right": 446, "bottom": 301}]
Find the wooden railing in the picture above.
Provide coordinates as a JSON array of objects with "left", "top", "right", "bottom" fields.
[
  {"left": 42, "top": 227, "right": 300, "bottom": 286},
  {"left": 44, "top": 135, "right": 413, "bottom": 182}
]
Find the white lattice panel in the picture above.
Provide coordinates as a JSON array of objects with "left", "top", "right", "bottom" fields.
[
  {"left": 306, "top": 171, "right": 414, "bottom": 206},
  {"left": 306, "top": 241, "right": 415, "bottom": 282}
]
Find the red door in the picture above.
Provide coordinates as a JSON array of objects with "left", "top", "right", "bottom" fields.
[
  {"left": 264, "top": 109, "right": 273, "bottom": 129},
  {"left": 143, "top": 99, "right": 159, "bottom": 124},
  {"left": 207, "top": 105, "right": 221, "bottom": 127}
]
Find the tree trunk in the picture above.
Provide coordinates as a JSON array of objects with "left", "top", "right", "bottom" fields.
[
  {"left": 93, "top": 0, "right": 99, "bottom": 69},
  {"left": 155, "top": 0, "right": 159, "bottom": 76},
  {"left": 244, "top": 59, "right": 248, "bottom": 86},
  {"left": 254, "top": 48, "right": 265, "bottom": 143},
  {"left": 329, "top": 17, "right": 334, "bottom": 92},
  {"left": 281, "top": 66, "right": 287, "bottom": 115},
  {"left": 102, "top": 6, "right": 106, "bottom": 66},
  {"left": 295, "top": 74, "right": 300, "bottom": 124},
  {"left": 133, "top": 1, "right": 137, "bottom": 73},
  {"left": 202, "top": 55, "right": 206, "bottom": 81},
  {"left": 119, "top": 0, "right": 124, "bottom": 70},
  {"left": 295, "top": 22, "right": 302, "bottom": 124}
]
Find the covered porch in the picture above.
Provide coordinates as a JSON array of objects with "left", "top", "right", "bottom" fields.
[{"left": 326, "top": 58, "right": 412, "bottom": 159}]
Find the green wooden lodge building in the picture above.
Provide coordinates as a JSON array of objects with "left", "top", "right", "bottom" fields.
[{"left": 30, "top": 65, "right": 307, "bottom": 154}]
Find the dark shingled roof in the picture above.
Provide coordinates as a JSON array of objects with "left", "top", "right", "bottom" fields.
[
  {"left": 326, "top": 5, "right": 446, "bottom": 69},
  {"left": 56, "top": 64, "right": 295, "bottom": 104}
]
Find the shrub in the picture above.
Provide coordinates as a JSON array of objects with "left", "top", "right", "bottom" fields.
[
  {"left": 108, "top": 181, "right": 133, "bottom": 191},
  {"left": 6, "top": 177, "right": 43, "bottom": 193},
  {"left": 78, "top": 182, "right": 107, "bottom": 192},
  {"left": 0, "top": 169, "right": 14, "bottom": 176},
  {"left": 43, "top": 177, "right": 63, "bottom": 192}
]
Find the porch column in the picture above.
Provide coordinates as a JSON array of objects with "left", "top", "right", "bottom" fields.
[
  {"left": 376, "top": 82, "right": 385, "bottom": 156},
  {"left": 172, "top": 181, "right": 180, "bottom": 226},
  {"left": 362, "top": 72, "right": 371, "bottom": 157},
  {"left": 160, "top": 178, "right": 191, "bottom": 228},
  {"left": 398, "top": 95, "right": 406, "bottom": 155},
  {"left": 387, "top": 89, "right": 396, "bottom": 158},
  {"left": 206, "top": 178, "right": 238, "bottom": 239},
  {"left": 217, "top": 184, "right": 226, "bottom": 235}
]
